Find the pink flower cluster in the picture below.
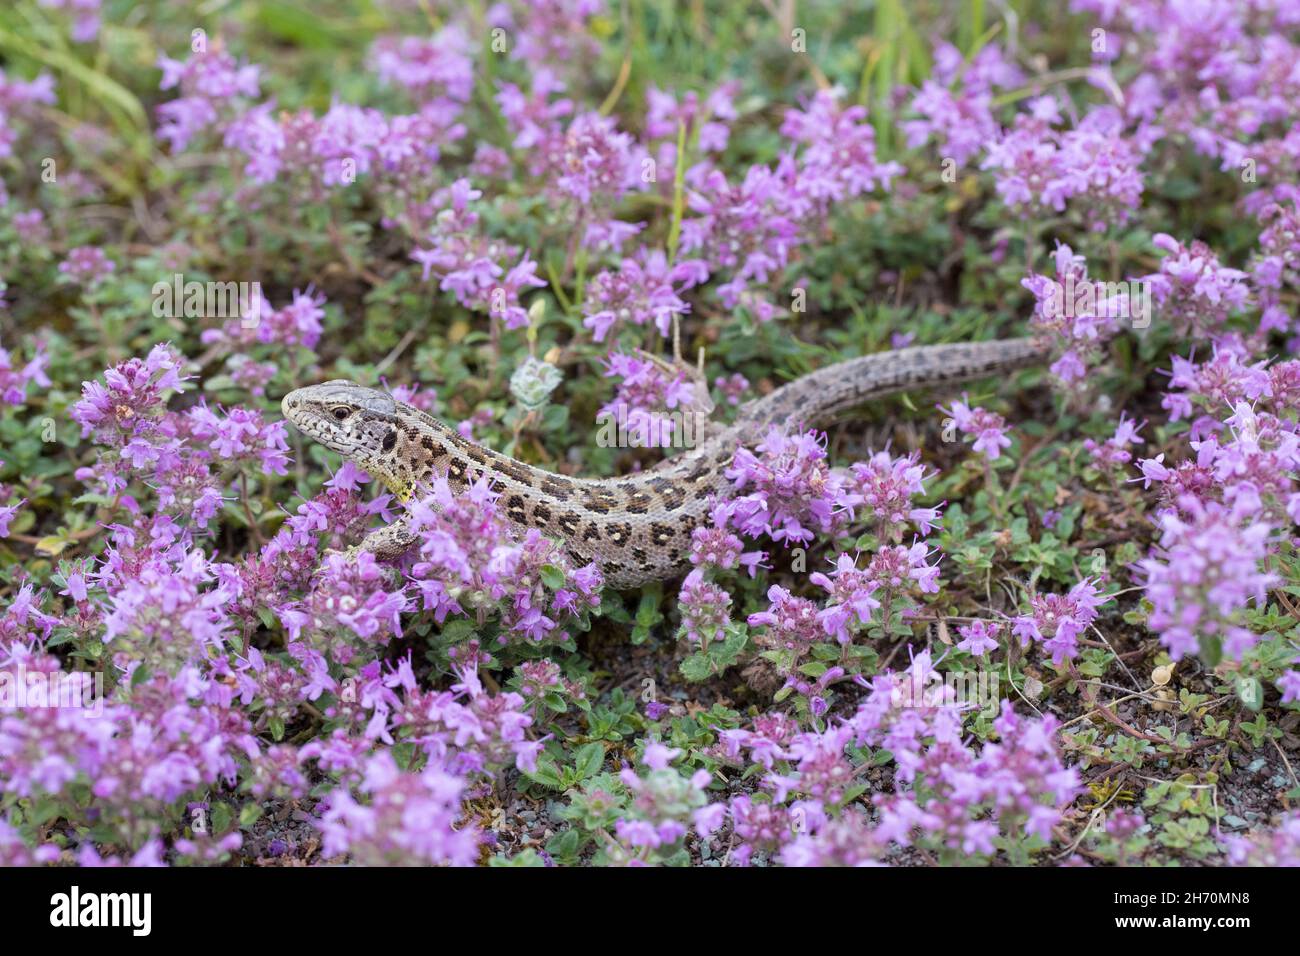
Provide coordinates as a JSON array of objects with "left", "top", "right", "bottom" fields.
[
  {"left": 598, "top": 351, "right": 703, "bottom": 448},
  {"left": 939, "top": 395, "right": 1012, "bottom": 460},
  {"left": 982, "top": 102, "right": 1145, "bottom": 231},
  {"left": 903, "top": 41, "right": 1023, "bottom": 167},
  {"left": 409, "top": 179, "right": 546, "bottom": 330},
  {"left": 582, "top": 250, "right": 707, "bottom": 342},
  {"left": 1022, "top": 243, "right": 1128, "bottom": 384},
  {"left": 404, "top": 477, "right": 604, "bottom": 646},
  {"left": 1012, "top": 579, "right": 1108, "bottom": 665},
  {"left": 0, "top": 341, "right": 50, "bottom": 407},
  {"left": 705, "top": 655, "right": 1078, "bottom": 865}
]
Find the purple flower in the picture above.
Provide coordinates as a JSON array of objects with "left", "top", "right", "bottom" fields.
[
  {"left": 58, "top": 246, "right": 115, "bottom": 288},
  {"left": 713, "top": 372, "right": 749, "bottom": 406},
  {"left": 1138, "top": 496, "right": 1276, "bottom": 661},
  {"left": 844, "top": 448, "right": 942, "bottom": 540},
  {"left": 747, "top": 584, "right": 821, "bottom": 658},
  {"left": 71, "top": 343, "right": 188, "bottom": 443},
  {"left": 677, "top": 568, "right": 732, "bottom": 647},
  {"left": 155, "top": 46, "right": 260, "bottom": 152},
  {"left": 1084, "top": 413, "right": 1145, "bottom": 469},
  {"left": 554, "top": 111, "right": 646, "bottom": 207},
  {"left": 187, "top": 402, "right": 290, "bottom": 475},
  {"left": 1279, "top": 670, "right": 1300, "bottom": 705},
  {"left": 1144, "top": 234, "right": 1251, "bottom": 337},
  {"left": 1012, "top": 579, "right": 1107, "bottom": 664},
  {"left": 725, "top": 427, "right": 851, "bottom": 545},
  {"left": 1022, "top": 243, "right": 1128, "bottom": 385},
  {"left": 582, "top": 248, "right": 707, "bottom": 342},
  {"left": 1225, "top": 812, "right": 1300, "bottom": 867},
  {"left": 612, "top": 746, "right": 713, "bottom": 861},
  {"left": 317, "top": 751, "right": 479, "bottom": 866},
  {"left": 680, "top": 164, "right": 800, "bottom": 307},
  {"left": 902, "top": 41, "right": 1021, "bottom": 166},
  {"left": 982, "top": 105, "right": 1144, "bottom": 231},
  {"left": 37, "top": 0, "right": 102, "bottom": 43},
  {"left": 408, "top": 179, "right": 545, "bottom": 329},
  {"left": 280, "top": 551, "right": 410, "bottom": 667},
  {"left": 488, "top": 0, "right": 603, "bottom": 68},
  {"left": 370, "top": 28, "right": 473, "bottom": 104},
  {"left": 956, "top": 620, "right": 1001, "bottom": 657},
  {"left": 0, "top": 341, "right": 50, "bottom": 407},
  {"left": 598, "top": 351, "right": 705, "bottom": 449},
  {"left": 781, "top": 89, "right": 904, "bottom": 207},
  {"left": 939, "top": 395, "right": 1012, "bottom": 461},
  {"left": 403, "top": 477, "right": 602, "bottom": 645}
]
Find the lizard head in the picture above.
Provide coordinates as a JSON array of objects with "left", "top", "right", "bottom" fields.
[{"left": 281, "top": 380, "right": 406, "bottom": 482}]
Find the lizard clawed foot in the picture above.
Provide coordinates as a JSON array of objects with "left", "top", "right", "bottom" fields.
[
  {"left": 632, "top": 345, "right": 717, "bottom": 435},
  {"left": 322, "top": 544, "right": 363, "bottom": 562}
]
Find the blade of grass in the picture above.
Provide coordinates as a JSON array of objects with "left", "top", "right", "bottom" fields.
[
  {"left": 666, "top": 119, "right": 688, "bottom": 265},
  {"left": 0, "top": 17, "right": 150, "bottom": 160}
]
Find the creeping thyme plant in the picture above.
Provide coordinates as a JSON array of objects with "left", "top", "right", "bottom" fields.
[{"left": 2, "top": 0, "right": 1300, "bottom": 869}]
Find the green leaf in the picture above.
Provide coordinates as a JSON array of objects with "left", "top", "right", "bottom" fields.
[
  {"left": 1235, "top": 676, "right": 1263, "bottom": 712},
  {"left": 254, "top": 1, "right": 346, "bottom": 50},
  {"left": 631, "top": 583, "right": 664, "bottom": 644},
  {"left": 572, "top": 742, "right": 606, "bottom": 780},
  {"left": 239, "top": 803, "right": 264, "bottom": 828},
  {"left": 679, "top": 651, "right": 713, "bottom": 682},
  {"left": 546, "top": 827, "right": 582, "bottom": 861},
  {"left": 540, "top": 564, "right": 567, "bottom": 590},
  {"left": 489, "top": 848, "right": 547, "bottom": 866},
  {"left": 210, "top": 802, "right": 233, "bottom": 836}
]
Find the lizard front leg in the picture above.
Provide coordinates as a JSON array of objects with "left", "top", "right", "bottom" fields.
[{"left": 357, "top": 513, "right": 420, "bottom": 561}]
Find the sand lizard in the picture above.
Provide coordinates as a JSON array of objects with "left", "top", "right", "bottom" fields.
[{"left": 282, "top": 338, "right": 1046, "bottom": 588}]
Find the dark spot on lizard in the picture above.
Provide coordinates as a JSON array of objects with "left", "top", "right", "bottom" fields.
[
  {"left": 659, "top": 486, "right": 688, "bottom": 511},
  {"left": 497, "top": 459, "right": 535, "bottom": 486},
  {"left": 540, "top": 476, "right": 575, "bottom": 499}
]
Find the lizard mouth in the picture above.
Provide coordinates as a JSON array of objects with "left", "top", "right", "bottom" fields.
[{"left": 279, "top": 388, "right": 341, "bottom": 449}]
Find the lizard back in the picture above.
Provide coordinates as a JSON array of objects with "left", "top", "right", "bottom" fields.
[{"left": 283, "top": 337, "right": 1046, "bottom": 587}]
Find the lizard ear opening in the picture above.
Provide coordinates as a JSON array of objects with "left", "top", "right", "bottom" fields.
[{"left": 382, "top": 428, "right": 397, "bottom": 452}]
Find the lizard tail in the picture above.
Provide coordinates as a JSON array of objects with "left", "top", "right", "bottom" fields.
[{"left": 735, "top": 337, "right": 1049, "bottom": 431}]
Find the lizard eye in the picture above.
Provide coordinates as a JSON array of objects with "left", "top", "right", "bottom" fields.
[{"left": 331, "top": 406, "right": 351, "bottom": 421}]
